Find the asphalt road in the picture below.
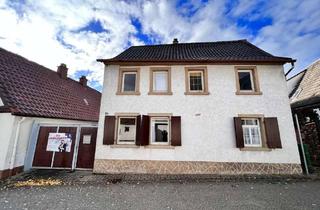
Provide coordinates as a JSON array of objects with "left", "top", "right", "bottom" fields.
[{"left": 0, "top": 180, "right": 319, "bottom": 210}]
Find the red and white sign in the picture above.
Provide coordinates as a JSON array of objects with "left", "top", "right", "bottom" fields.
[{"left": 46, "top": 133, "right": 72, "bottom": 152}]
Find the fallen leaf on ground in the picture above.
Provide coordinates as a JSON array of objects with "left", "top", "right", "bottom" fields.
[{"left": 14, "top": 178, "right": 62, "bottom": 187}]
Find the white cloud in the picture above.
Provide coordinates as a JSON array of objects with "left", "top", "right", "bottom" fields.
[
  {"left": 0, "top": 0, "right": 319, "bottom": 89},
  {"left": 0, "top": 0, "right": 142, "bottom": 89}
]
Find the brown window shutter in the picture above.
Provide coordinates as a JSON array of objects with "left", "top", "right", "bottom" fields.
[
  {"left": 265, "top": 117, "right": 282, "bottom": 148},
  {"left": 135, "top": 115, "right": 141, "bottom": 146},
  {"left": 171, "top": 116, "right": 181, "bottom": 146},
  {"left": 234, "top": 117, "right": 244, "bottom": 148},
  {"left": 103, "top": 116, "right": 115, "bottom": 145},
  {"left": 140, "top": 115, "right": 150, "bottom": 146}
]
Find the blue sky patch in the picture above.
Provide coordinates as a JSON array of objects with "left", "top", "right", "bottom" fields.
[
  {"left": 175, "top": 0, "right": 208, "bottom": 18},
  {"left": 236, "top": 17, "right": 272, "bottom": 36},
  {"left": 7, "top": 0, "right": 27, "bottom": 18},
  {"left": 72, "top": 70, "right": 102, "bottom": 91},
  {"left": 131, "top": 18, "right": 155, "bottom": 45},
  {"left": 77, "top": 19, "right": 108, "bottom": 33},
  {"left": 73, "top": 69, "right": 92, "bottom": 79}
]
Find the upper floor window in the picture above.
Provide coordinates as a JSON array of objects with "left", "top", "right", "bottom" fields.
[
  {"left": 149, "top": 67, "right": 172, "bottom": 95},
  {"left": 189, "top": 71, "right": 203, "bottom": 91},
  {"left": 235, "top": 66, "right": 261, "bottom": 95},
  {"left": 185, "top": 67, "right": 209, "bottom": 95},
  {"left": 117, "top": 68, "right": 140, "bottom": 95},
  {"left": 123, "top": 72, "right": 136, "bottom": 92}
]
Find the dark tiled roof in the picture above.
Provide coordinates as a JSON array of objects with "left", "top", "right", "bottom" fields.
[
  {"left": 0, "top": 48, "right": 101, "bottom": 121},
  {"left": 98, "top": 40, "right": 294, "bottom": 64}
]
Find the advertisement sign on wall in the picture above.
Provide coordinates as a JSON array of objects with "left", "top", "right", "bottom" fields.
[{"left": 46, "top": 133, "right": 72, "bottom": 152}]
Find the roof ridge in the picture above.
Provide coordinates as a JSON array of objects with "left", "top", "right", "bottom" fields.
[{"left": 131, "top": 39, "right": 248, "bottom": 47}]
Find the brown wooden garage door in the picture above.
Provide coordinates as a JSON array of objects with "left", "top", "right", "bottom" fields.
[
  {"left": 32, "top": 126, "right": 97, "bottom": 169},
  {"left": 32, "top": 127, "right": 58, "bottom": 167},
  {"left": 32, "top": 126, "right": 77, "bottom": 168}
]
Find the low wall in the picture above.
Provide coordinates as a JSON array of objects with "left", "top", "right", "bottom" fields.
[{"left": 94, "top": 159, "right": 302, "bottom": 175}]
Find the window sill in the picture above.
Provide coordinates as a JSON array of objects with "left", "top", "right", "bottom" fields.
[
  {"left": 148, "top": 92, "right": 173, "bottom": 95},
  {"left": 240, "top": 147, "right": 271, "bottom": 151},
  {"left": 184, "top": 92, "right": 210, "bottom": 95},
  {"left": 116, "top": 92, "right": 141, "bottom": 95},
  {"left": 110, "top": 145, "right": 139, "bottom": 148},
  {"left": 145, "top": 145, "right": 175, "bottom": 149},
  {"left": 235, "top": 91, "right": 262, "bottom": 95}
]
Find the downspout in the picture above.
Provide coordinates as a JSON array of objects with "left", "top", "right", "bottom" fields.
[
  {"left": 9, "top": 117, "right": 26, "bottom": 173},
  {"left": 285, "top": 61, "right": 295, "bottom": 77}
]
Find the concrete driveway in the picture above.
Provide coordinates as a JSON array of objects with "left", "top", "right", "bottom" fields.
[{"left": 0, "top": 170, "right": 319, "bottom": 210}]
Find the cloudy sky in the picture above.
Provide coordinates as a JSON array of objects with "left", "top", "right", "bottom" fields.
[{"left": 0, "top": 0, "right": 319, "bottom": 91}]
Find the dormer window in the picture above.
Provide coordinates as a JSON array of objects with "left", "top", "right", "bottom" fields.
[{"left": 117, "top": 68, "right": 140, "bottom": 95}]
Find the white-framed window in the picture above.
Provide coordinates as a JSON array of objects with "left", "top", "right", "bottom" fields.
[
  {"left": 153, "top": 71, "right": 168, "bottom": 92},
  {"left": 122, "top": 72, "right": 137, "bottom": 92},
  {"left": 188, "top": 70, "right": 204, "bottom": 92},
  {"left": 238, "top": 70, "right": 255, "bottom": 92},
  {"left": 117, "top": 117, "right": 136, "bottom": 144},
  {"left": 241, "top": 118, "right": 262, "bottom": 147},
  {"left": 150, "top": 117, "right": 170, "bottom": 145}
]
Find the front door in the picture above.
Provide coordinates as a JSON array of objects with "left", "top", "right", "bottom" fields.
[{"left": 76, "top": 127, "right": 97, "bottom": 169}]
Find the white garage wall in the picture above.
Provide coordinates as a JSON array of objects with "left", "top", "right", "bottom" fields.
[
  {"left": 95, "top": 64, "right": 301, "bottom": 164},
  {"left": 0, "top": 113, "right": 16, "bottom": 170}
]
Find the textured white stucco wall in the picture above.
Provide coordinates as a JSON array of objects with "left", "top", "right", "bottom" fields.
[
  {"left": 0, "top": 114, "right": 97, "bottom": 171},
  {"left": 95, "top": 64, "right": 301, "bottom": 164}
]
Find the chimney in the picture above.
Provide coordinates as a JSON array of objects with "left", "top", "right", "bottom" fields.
[
  {"left": 79, "top": 75, "right": 88, "bottom": 86},
  {"left": 173, "top": 38, "right": 179, "bottom": 44},
  {"left": 57, "top": 63, "right": 68, "bottom": 79}
]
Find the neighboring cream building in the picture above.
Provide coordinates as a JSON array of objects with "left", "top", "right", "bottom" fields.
[
  {"left": 0, "top": 48, "right": 101, "bottom": 179},
  {"left": 94, "top": 39, "right": 302, "bottom": 175}
]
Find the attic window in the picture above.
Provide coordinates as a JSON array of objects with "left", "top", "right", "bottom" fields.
[{"left": 83, "top": 98, "right": 89, "bottom": 105}]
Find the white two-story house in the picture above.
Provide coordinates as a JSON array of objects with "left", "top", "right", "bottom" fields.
[{"left": 94, "top": 39, "right": 302, "bottom": 175}]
